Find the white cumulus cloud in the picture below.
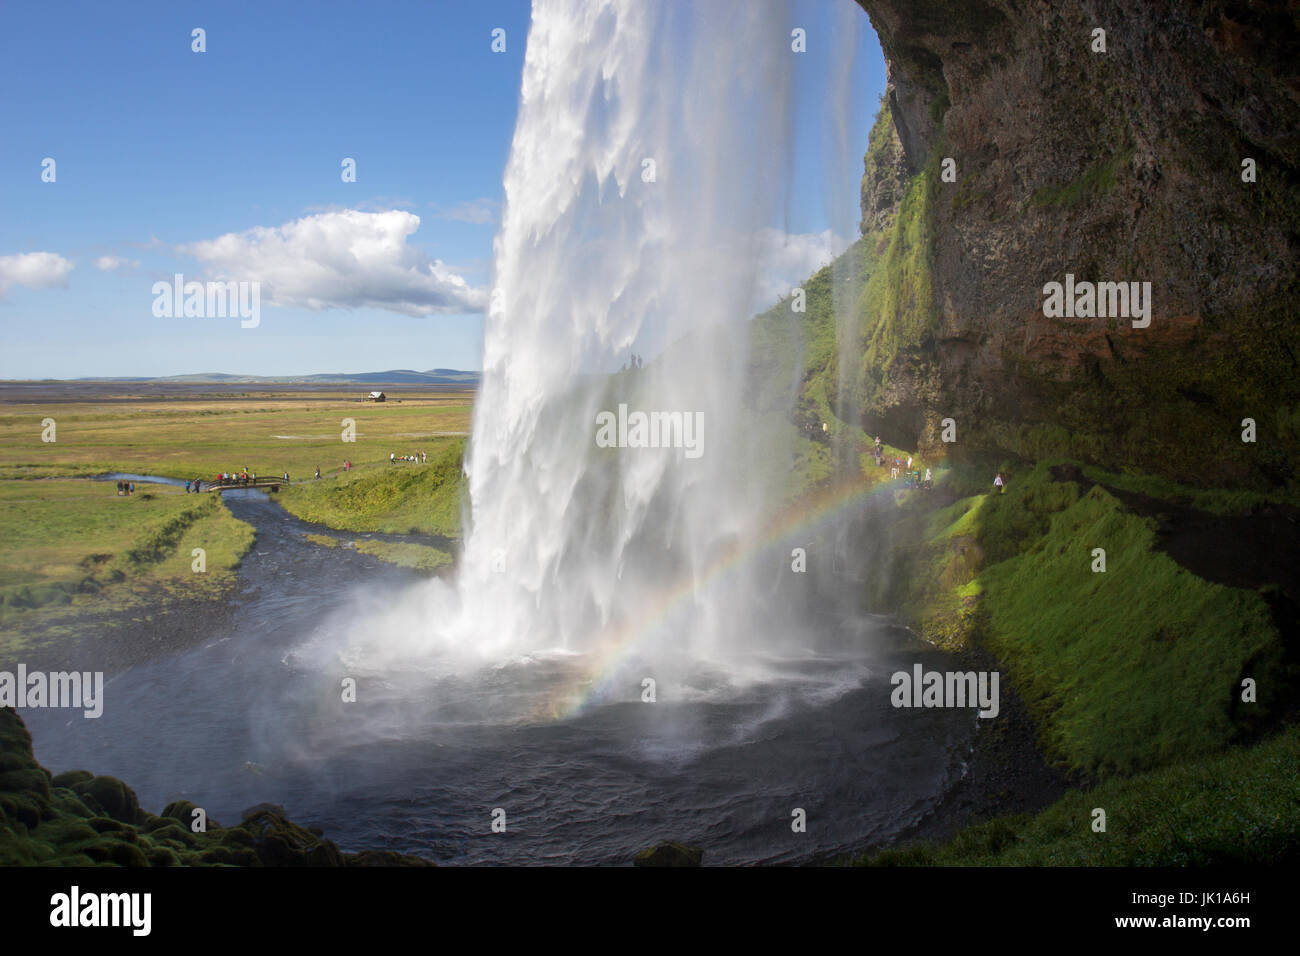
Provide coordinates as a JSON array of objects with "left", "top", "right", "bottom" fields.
[
  {"left": 0, "top": 252, "right": 74, "bottom": 297},
  {"left": 180, "top": 209, "right": 488, "bottom": 315}
]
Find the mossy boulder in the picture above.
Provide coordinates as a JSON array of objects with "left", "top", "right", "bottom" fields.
[
  {"left": 160, "top": 799, "right": 216, "bottom": 831},
  {"left": 237, "top": 809, "right": 345, "bottom": 866},
  {"left": 49, "top": 788, "right": 96, "bottom": 819},
  {"left": 239, "top": 802, "right": 286, "bottom": 820},
  {"left": 195, "top": 844, "right": 260, "bottom": 866},
  {"left": 0, "top": 719, "right": 53, "bottom": 831},
  {"left": 0, "top": 790, "right": 45, "bottom": 830},
  {"left": 51, "top": 769, "right": 94, "bottom": 789},
  {"left": 634, "top": 842, "right": 704, "bottom": 867},
  {"left": 147, "top": 845, "right": 180, "bottom": 867},
  {"left": 86, "top": 815, "right": 136, "bottom": 838},
  {"left": 71, "top": 775, "right": 142, "bottom": 825},
  {"left": 83, "top": 838, "right": 150, "bottom": 867}
]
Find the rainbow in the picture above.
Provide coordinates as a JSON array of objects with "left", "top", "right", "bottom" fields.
[{"left": 540, "top": 471, "right": 909, "bottom": 719}]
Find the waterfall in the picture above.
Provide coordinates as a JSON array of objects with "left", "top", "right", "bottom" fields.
[{"left": 346, "top": 0, "right": 864, "bottom": 712}]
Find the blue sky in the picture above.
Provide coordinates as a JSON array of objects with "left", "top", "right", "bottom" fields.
[{"left": 0, "top": 0, "right": 884, "bottom": 378}]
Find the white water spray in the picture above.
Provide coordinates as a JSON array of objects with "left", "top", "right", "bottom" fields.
[{"left": 342, "top": 0, "right": 866, "bottom": 707}]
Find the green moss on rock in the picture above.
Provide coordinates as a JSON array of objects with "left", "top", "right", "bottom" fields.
[{"left": 634, "top": 842, "right": 704, "bottom": 866}]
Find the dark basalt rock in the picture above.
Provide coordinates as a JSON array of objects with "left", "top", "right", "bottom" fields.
[{"left": 850, "top": 0, "right": 1300, "bottom": 486}]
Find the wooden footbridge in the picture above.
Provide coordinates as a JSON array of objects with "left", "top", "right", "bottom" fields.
[{"left": 205, "top": 477, "right": 282, "bottom": 493}]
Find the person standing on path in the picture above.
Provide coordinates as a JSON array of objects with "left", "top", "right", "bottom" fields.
[{"left": 994, "top": 472, "right": 1005, "bottom": 494}]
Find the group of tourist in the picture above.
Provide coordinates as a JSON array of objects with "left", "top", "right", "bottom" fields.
[
  {"left": 215, "top": 468, "right": 258, "bottom": 485},
  {"left": 873, "top": 437, "right": 933, "bottom": 490},
  {"left": 183, "top": 478, "right": 204, "bottom": 493},
  {"left": 870, "top": 435, "right": 1009, "bottom": 495},
  {"left": 390, "top": 451, "right": 426, "bottom": 463},
  {"left": 114, "top": 480, "right": 135, "bottom": 496},
  {"left": 904, "top": 469, "right": 933, "bottom": 490}
]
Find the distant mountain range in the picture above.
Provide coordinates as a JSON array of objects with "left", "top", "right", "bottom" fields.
[{"left": 61, "top": 369, "right": 481, "bottom": 385}]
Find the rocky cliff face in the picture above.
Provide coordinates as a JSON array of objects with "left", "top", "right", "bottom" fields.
[{"left": 850, "top": 0, "right": 1300, "bottom": 487}]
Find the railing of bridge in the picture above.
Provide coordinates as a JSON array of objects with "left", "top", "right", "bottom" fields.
[{"left": 205, "top": 478, "right": 282, "bottom": 492}]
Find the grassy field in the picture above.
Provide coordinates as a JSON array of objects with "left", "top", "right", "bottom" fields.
[
  {"left": 278, "top": 437, "right": 466, "bottom": 537},
  {"left": 0, "top": 388, "right": 472, "bottom": 482},
  {"left": 0, "top": 387, "right": 473, "bottom": 657},
  {"left": 0, "top": 478, "right": 254, "bottom": 659}
]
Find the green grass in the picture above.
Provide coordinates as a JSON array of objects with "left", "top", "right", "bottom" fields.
[
  {"left": 298, "top": 531, "right": 451, "bottom": 573},
  {"left": 857, "top": 726, "right": 1300, "bottom": 865},
  {"left": 925, "top": 492, "right": 984, "bottom": 540},
  {"left": 0, "top": 391, "right": 474, "bottom": 624},
  {"left": 856, "top": 162, "right": 940, "bottom": 382},
  {"left": 865, "top": 479, "right": 986, "bottom": 650},
  {"left": 977, "top": 466, "right": 1282, "bottom": 776},
  {"left": 0, "top": 479, "right": 254, "bottom": 659},
  {"left": 354, "top": 539, "right": 452, "bottom": 573},
  {"left": 277, "top": 438, "right": 466, "bottom": 538},
  {"left": 859, "top": 460, "right": 1286, "bottom": 776}
]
